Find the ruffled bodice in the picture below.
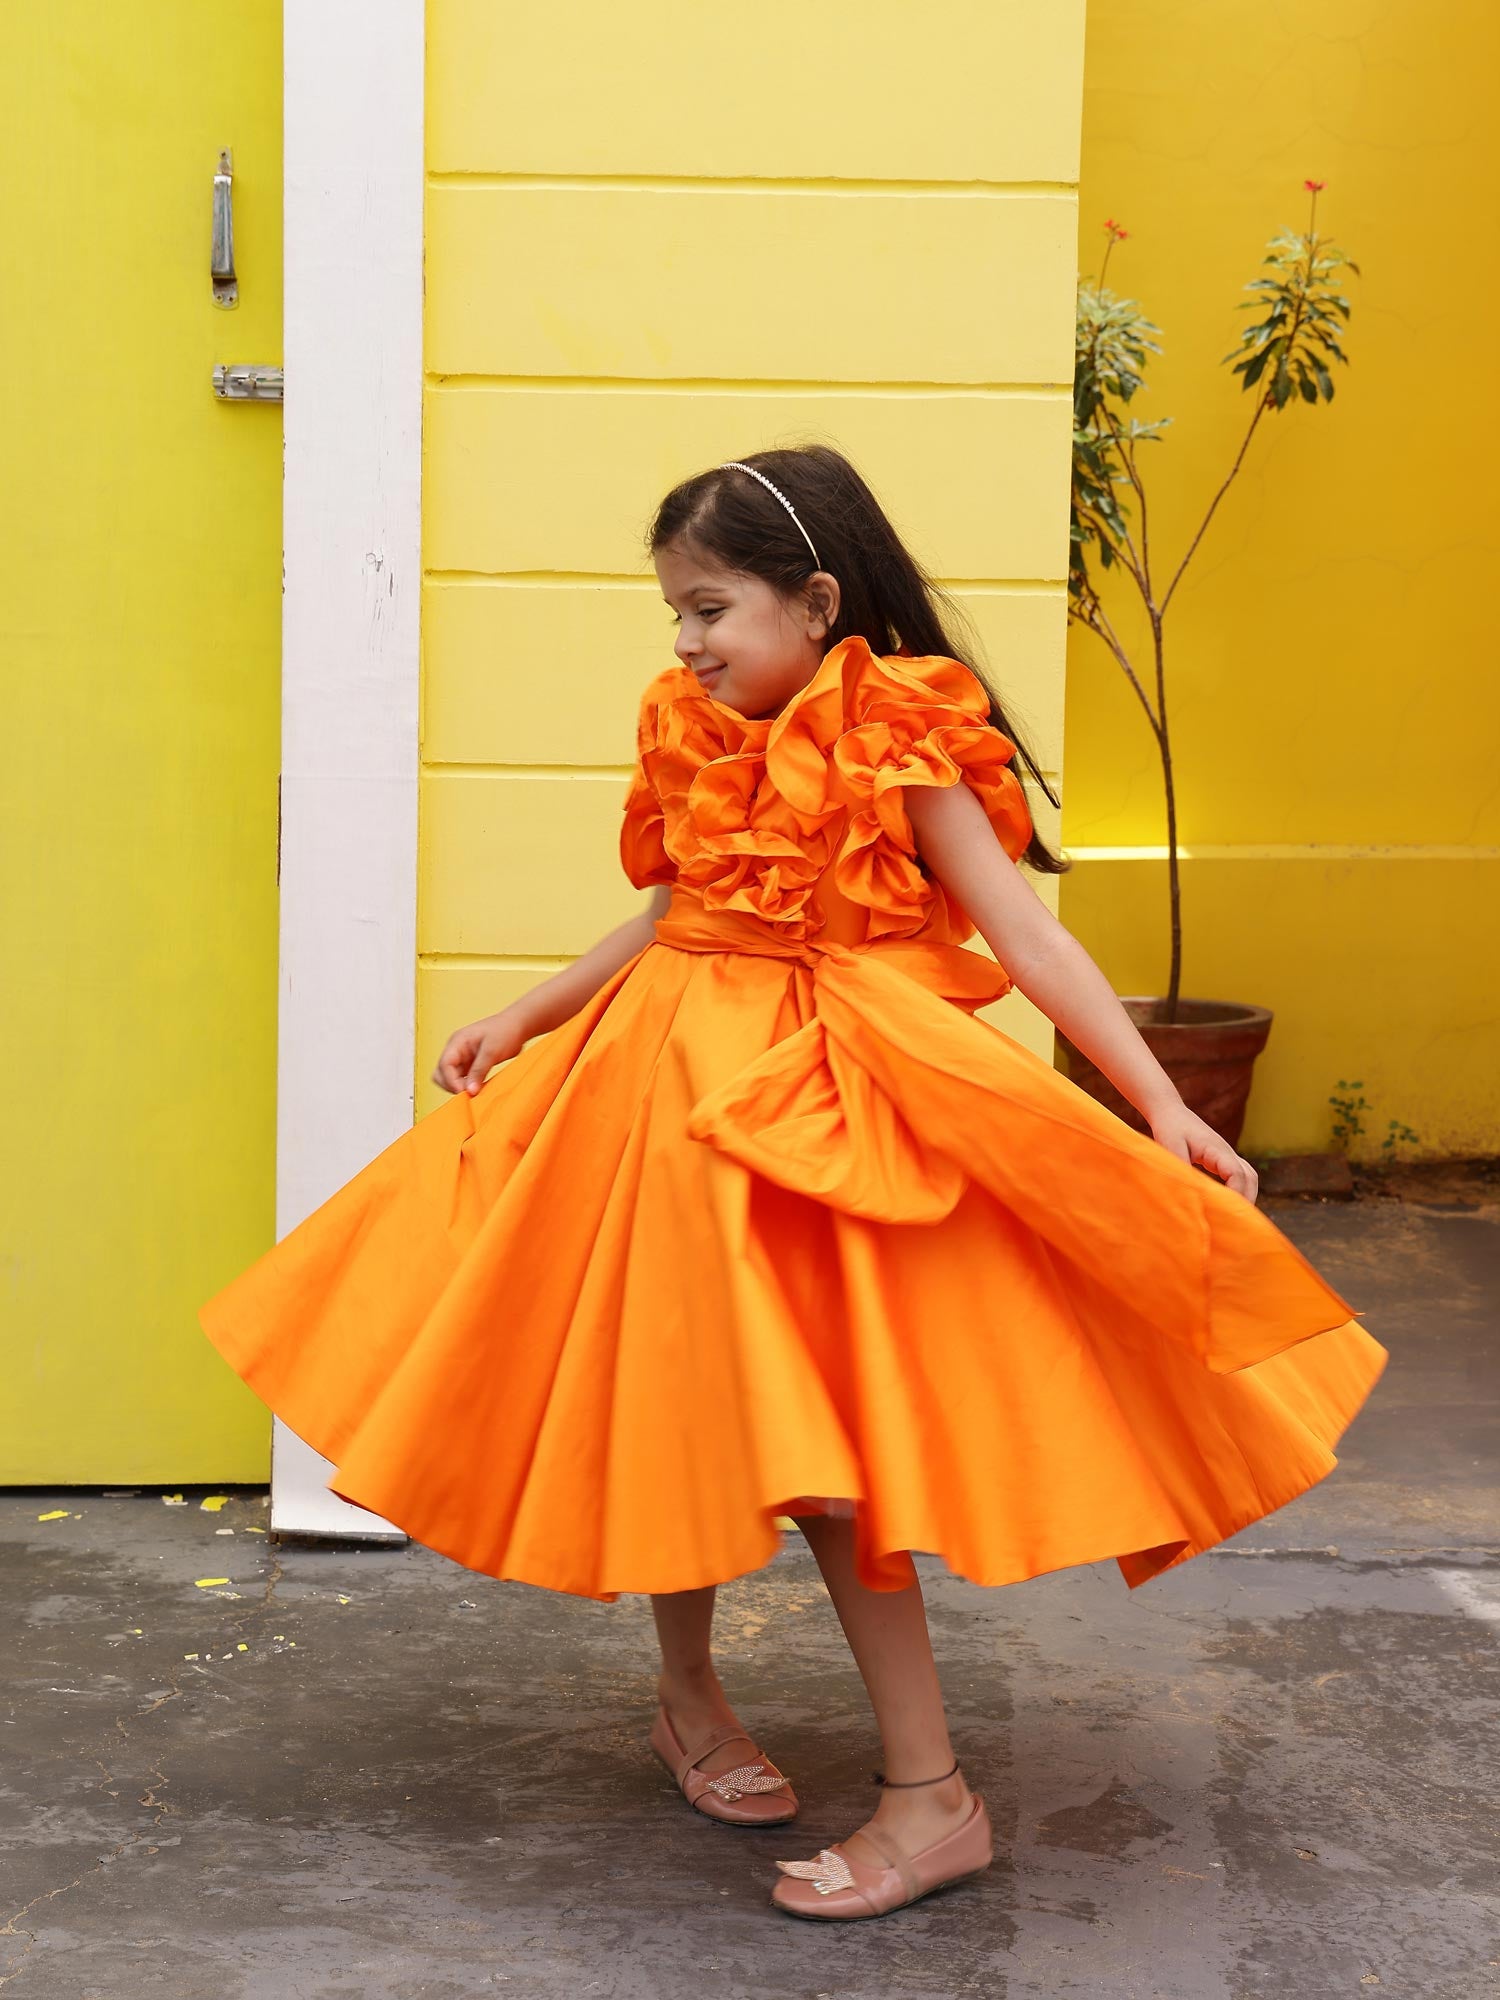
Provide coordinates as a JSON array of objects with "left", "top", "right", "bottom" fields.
[{"left": 619, "top": 634, "right": 1034, "bottom": 950}]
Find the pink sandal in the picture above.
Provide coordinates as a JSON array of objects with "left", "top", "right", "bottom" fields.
[
  {"left": 649, "top": 1705, "right": 798, "bottom": 1826},
  {"left": 771, "top": 1763, "right": 992, "bottom": 1919}
]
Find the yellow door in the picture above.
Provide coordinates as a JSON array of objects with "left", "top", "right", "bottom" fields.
[{"left": 1, "top": 7, "right": 281, "bottom": 1480}]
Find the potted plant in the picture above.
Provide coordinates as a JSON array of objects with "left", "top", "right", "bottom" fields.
[{"left": 1058, "top": 184, "right": 1360, "bottom": 1147}]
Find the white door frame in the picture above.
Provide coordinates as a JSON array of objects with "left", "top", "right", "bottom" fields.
[{"left": 271, "top": 0, "right": 424, "bottom": 1538}]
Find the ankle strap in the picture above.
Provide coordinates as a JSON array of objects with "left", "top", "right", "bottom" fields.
[{"left": 871, "top": 1758, "right": 960, "bottom": 1789}]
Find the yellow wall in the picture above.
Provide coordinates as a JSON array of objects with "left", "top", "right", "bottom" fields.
[
  {"left": 1062, "top": 1, "right": 1500, "bottom": 1159},
  {"left": 417, "top": 0, "right": 1087, "bottom": 1111},
  {"left": 1, "top": 7, "right": 282, "bottom": 1477}
]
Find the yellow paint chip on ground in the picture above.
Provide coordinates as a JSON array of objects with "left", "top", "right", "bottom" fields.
[
  {"left": 194, "top": 1577, "right": 231, "bottom": 1589},
  {"left": 245, "top": 1526, "right": 267, "bottom": 1534},
  {"left": 184, "top": 1653, "right": 200, "bottom": 1661},
  {"left": 200, "top": 1496, "right": 229, "bottom": 1512},
  {"left": 162, "top": 1494, "right": 186, "bottom": 1506},
  {"left": 237, "top": 1643, "right": 248, "bottom": 1652},
  {"left": 336, "top": 1595, "right": 351, "bottom": 1604},
  {"left": 36, "top": 1509, "right": 69, "bottom": 1521}
]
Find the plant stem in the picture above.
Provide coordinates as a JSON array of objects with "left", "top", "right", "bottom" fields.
[
  {"left": 1076, "top": 498, "right": 1150, "bottom": 599},
  {"left": 1071, "top": 599, "right": 1163, "bottom": 739},
  {"left": 1089, "top": 390, "right": 1181, "bottom": 1014},
  {"left": 1095, "top": 402, "right": 1153, "bottom": 593},
  {"left": 1152, "top": 607, "right": 1181, "bottom": 1020},
  {"left": 1163, "top": 220, "right": 1317, "bottom": 615},
  {"left": 1160, "top": 392, "right": 1270, "bottom": 616}
]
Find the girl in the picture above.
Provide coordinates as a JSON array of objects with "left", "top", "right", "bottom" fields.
[{"left": 199, "top": 444, "right": 1387, "bottom": 1924}]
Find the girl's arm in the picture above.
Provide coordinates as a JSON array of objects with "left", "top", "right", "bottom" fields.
[
  {"left": 433, "top": 884, "right": 672, "bottom": 1096},
  {"left": 905, "top": 784, "right": 1258, "bottom": 1201}
]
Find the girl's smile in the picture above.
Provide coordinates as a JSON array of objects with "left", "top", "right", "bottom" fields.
[{"left": 654, "top": 539, "right": 841, "bottom": 721}]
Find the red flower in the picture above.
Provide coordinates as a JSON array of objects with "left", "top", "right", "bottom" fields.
[
  {"left": 1303, "top": 178, "right": 1326, "bottom": 192},
  {"left": 1102, "top": 217, "right": 1129, "bottom": 241}
]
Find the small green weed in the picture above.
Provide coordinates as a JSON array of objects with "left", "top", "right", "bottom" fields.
[{"left": 1328, "top": 1079, "right": 1422, "bottom": 1160}]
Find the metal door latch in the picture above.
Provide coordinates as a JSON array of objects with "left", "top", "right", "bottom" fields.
[
  {"left": 211, "top": 147, "right": 281, "bottom": 399},
  {"left": 212, "top": 148, "right": 237, "bottom": 307},
  {"left": 213, "top": 364, "right": 284, "bottom": 402}
]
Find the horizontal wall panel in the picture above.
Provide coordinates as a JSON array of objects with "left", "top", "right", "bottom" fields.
[
  {"left": 1058, "top": 855, "right": 1500, "bottom": 1157},
  {"left": 421, "top": 770, "right": 643, "bottom": 956},
  {"left": 423, "top": 583, "right": 657, "bottom": 767},
  {"left": 427, "top": 187, "right": 1076, "bottom": 386},
  {"left": 423, "top": 581, "right": 1067, "bottom": 771},
  {"left": 425, "top": 389, "right": 1072, "bottom": 581},
  {"left": 952, "top": 591, "right": 1067, "bottom": 774},
  {"left": 428, "top": 0, "right": 1085, "bottom": 184}
]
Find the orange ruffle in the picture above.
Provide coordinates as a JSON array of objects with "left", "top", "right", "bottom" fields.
[
  {"left": 199, "top": 632, "right": 1388, "bottom": 1604},
  {"left": 621, "top": 635, "right": 1034, "bottom": 943}
]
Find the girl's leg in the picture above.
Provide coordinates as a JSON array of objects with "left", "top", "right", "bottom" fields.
[
  {"left": 650, "top": 1586, "right": 766, "bottom": 1776},
  {"left": 793, "top": 1513, "right": 974, "bottom": 1861}
]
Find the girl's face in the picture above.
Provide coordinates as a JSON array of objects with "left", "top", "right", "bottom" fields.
[{"left": 654, "top": 541, "right": 841, "bottom": 720}]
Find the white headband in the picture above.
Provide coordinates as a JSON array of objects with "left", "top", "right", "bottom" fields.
[{"left": 719, "top": 461, "right": 821, "bottom": 570}]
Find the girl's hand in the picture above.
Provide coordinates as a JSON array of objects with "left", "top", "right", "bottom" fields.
[
  {"left": 1148, "top": 1102, "right": 1259, "bottom": 1204},
  {"left": 431, "top": 1008, "right": 529, "bottom": 1097}
]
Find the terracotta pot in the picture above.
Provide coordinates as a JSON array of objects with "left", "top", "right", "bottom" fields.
[{"left": 1054, "top": 998, "right": 1273, "bottom": 1149}]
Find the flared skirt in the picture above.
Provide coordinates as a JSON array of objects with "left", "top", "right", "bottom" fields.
[{"left": 198, "top": 937, "right": 1388, "bottom": 1600}]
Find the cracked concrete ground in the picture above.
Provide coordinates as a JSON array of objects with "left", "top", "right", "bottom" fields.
[{"left": 3, "top": 1181, "right": 1497, "bottom": 1999}]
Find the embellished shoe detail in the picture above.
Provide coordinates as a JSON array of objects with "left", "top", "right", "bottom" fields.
[
  {"left": 775, "top": 1847, "right": 856, "bottom": 1894},
  {"left": 703, "top": 1762, "right": 792, "bottom": 1803},
  {"left": 770, "top": 1790, "right": 993, "bottom": 1920},
  {"left": 649, "top": 1705, "right": 798, "bottom": 1826}
]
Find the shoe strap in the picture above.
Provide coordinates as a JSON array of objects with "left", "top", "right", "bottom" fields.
[
  {"left": 674, "top": 1718, "right": 759, "bottom": 1782},
  {"left": 847, "top": 1824, "right": 922, "bottom": 1905}
]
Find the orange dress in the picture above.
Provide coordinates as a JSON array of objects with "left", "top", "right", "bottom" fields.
[{"left": 198, "top": 634, "right": 1388, "bottom": 1601}]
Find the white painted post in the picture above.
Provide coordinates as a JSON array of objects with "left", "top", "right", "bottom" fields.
[{"left": 274, "top": 0, "right": 424, "bottom": 1538}]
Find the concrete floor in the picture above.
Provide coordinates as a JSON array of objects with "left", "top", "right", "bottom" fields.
[{"left": 4, "top": 1180, "right": 1497, "bottom": 2000}]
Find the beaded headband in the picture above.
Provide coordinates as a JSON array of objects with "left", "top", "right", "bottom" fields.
[{"left": 718, "top": 460, "right": 822, "bottom": 570}]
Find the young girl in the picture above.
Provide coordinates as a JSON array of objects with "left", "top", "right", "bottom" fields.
[{"left": 199, "top": 443, "right": 1387, "bottom": 1923}]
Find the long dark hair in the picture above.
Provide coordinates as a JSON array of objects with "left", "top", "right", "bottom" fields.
[{"left": 646, "top": 443, "right": 1068, "bottom": 877}]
